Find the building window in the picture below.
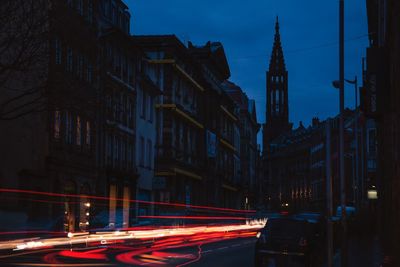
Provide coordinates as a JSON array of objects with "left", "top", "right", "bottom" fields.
[
  {"left": 148, "top": 95, "right": 153, "bottom": 122},
  {"left": 76, "top": 116, "right": 82, "bottom": 146},
  {"left": 127, "top": 98, "right": 134, "bottom": 128},
  {"left": 85, "top": 121, "right": 91, "bottom": 146},
  {"left": 54, "top": 109, "right": 61, "bottom": 139},
  {"left": 368, "top": 128, "right": 377, "bottom": 156},
  {"left": 114, "top": 136, "right": 120, "bottom": 166},
  {"left": 77, "top": 0, "right": 83, "bottom": 15},
  {"left": 121, "top": 139, "right": 126, "bottom": 168},
  {"left": 106, "top": 134, "right": 112, "bottom": 165},
  {"left": 86, "top": 61, "right": 93, "bottom": 83},
  {"left": 121, "top": 94, "right": 126, "bottom": 124},
  {"left": 140, "top": 136, "right": 145, "bottom": 166},
  {"left": 55, "top": 38, "right": 62, "bottom": 65},
  {"left": 275, "top": 90, "right": 280, "bottom": 114},
  {"left": 77, "top": 54, "right": 84, "bottom": 79},
  {"left": 128, "top": 61, "right": 133, "bottom": 86},
  {"left": 65, "top": 111, "right": 72, "bottom": 144},
  {"left": 66, "top": 47, "right": 73, "bottom": 72},
  {"left": 137, "top": 89, "right": 142, "bottom": 118},
  {"left": 141, "top": 91, "right": 146, "bottom": 118},
  {"left": 112, "top": 4, "right": 116, "bottom": 24},
  {"left": 147, "top": 139, "right": 152, "bottom": 168},
  {"left": 127, "top": 142, "right": 133, "bottom": 168},
  {"left": 87, "top": 0, "right": 93, "bottom": 23}
]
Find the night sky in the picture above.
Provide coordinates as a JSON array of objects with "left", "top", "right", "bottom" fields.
[{"left": 127, "top": 0, "right": 368, "bottom": 143}]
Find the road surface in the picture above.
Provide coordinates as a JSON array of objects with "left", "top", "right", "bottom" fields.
[{"left": 0, "top": 237, "right": 257, "bottom": 266}]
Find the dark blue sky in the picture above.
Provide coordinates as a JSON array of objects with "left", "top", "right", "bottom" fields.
[{"left": 127, "top": 0, "right": 368, "bottom": 138}]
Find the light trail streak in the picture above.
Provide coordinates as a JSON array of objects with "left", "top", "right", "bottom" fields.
[
  {"left": 0, "top": 219, "right": 266, "bottom": 252},
  {"left": 137, "top": 215, "right": 247, "bottom": 220},
  {"left": 0, "top": 188, "right": 256, "bottom": 213},
  {"left": 176, "top": 244, "right": 202, "bottom": 267}
]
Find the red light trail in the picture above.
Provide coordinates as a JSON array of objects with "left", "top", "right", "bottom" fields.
[
  {"left": 137, "top": 215, "right": 247, "bottom": 220},
  {"left": 0, "top": 221, "right": 266, "bottom": 266},
  {"left": 0, "top": 188, "right": 256, "bottom": 214}
]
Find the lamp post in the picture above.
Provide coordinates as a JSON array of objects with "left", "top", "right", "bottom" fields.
[
  {"left": 338, "top": 1, "right": 346, "bottom": 265},
  {"left": 345, "top": 77, "right": 359, "bottom": 209},
  {"left": 333, "top": 77, "right": 359, "bottom": 208}
]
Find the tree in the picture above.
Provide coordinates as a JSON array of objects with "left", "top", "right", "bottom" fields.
[{"left": 0, "top": 0, "right": 49, "bottom": 120}]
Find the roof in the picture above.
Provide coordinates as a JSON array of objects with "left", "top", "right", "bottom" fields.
[
  {"left": 188, "top": 41, "right": 231, "bottom": 80},
  {"left": 132, "top": 35, "right": 188, "bottom": 53},
  {"left": 222, "top": 80, "right": 258, "bottom": 125}
]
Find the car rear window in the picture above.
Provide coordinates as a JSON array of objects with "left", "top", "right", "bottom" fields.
[{"left": 265, "top": 218, "right": 307, "bottom": 237}]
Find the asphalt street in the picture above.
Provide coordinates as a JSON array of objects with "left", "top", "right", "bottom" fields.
[{"left": 0, "top": 237, "right": 258, "bottom": 267}]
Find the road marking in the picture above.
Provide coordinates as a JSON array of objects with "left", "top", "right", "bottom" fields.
[
  {"left": 203, "top": 250, "right": 212, "bottom": 254},
  {"left": 217, "top": 246, "right": 228, "bottom": 250},
  {"left": 231, "top": 244, "right": 241, "bottom": 247}
]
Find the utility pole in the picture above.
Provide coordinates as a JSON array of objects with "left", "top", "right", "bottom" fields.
[
  {"left": 361, "top": 59, "right": 366, "bottom": 207},
  {"left": 354, "top": 76, "right": 359, "bottom": 209},
  {"left": 326, "top": 119, "right": 333, "bottom": 267},
  {"left": 345, "top": 76, "right": 359, "bottom": 208},
  {"left": 339, "top": 0, "right": 348, "bottom": 266}
]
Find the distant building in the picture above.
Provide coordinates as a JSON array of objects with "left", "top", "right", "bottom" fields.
[
  {"left": 222, "top": 80, "right": 260, "bottom": 210},
  {"left": 134, "top": 51, "right": 162, "bottom": 217},
  {"left": 261, "top": 18, "right": 361, "bottom": 213},
  {"left": 133, "top": 35, "right": 206, "bottom": 210},
  {"left": 262, "top": 17, "right": 293, "bottom": 210},
  {"left": 188, "top": 41, "right": 242, "bottom": 209}
]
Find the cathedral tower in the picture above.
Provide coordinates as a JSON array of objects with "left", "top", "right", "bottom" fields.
[{"left": 263, "top": 17, "right": 292, "bottom": 155}]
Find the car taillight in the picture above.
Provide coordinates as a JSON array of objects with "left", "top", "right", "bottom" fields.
[{"left": 299, "top": 237, "right": 307, "bottom": 247}]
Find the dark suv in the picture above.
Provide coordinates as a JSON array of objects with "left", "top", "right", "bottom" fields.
[{"left": 255, "top": 216, "right": 322, "bottom": 267}]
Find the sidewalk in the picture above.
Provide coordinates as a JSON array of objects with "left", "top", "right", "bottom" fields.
[{"left": 325, "top": 235, "right": 383, "bottom": 267}]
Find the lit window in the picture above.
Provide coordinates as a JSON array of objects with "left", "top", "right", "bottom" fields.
[
  {"left": 54, "top": 109, "right": 61, "bottom": 139},
  {"left": 76, "top": 116, "right": 81, "bottom": 146},
  {"left": 85, "top": 121, "right": 91, "bottom": 146}
]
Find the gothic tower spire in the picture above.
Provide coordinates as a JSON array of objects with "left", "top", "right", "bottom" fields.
[{"left": 263, "top": 17, "right": 291, "bottom": 155}]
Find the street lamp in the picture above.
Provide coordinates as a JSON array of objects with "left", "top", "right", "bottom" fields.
[
  {"left": 336, "top": 1, "right": 346, "bottom": 265},
  {"left": 333, "top": 76, "right": 359, "bottom": 209}
]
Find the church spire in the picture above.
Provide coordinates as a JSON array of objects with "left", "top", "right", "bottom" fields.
[
  {"left": 263, "top": 16, "right": 290, "bottom": 149},
  {"left": 263, "top": 16, "right": 291, "bottom": 158},
  {"left": 275, "top": 16, "right": 279, "bottom": 33},
  {"left": 269, "top": 16, "right": 286, "bottom": 73}
]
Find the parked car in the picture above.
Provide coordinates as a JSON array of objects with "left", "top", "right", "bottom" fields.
[{"left": 255, "top": 216, "right": 324, "bottom": 267}]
